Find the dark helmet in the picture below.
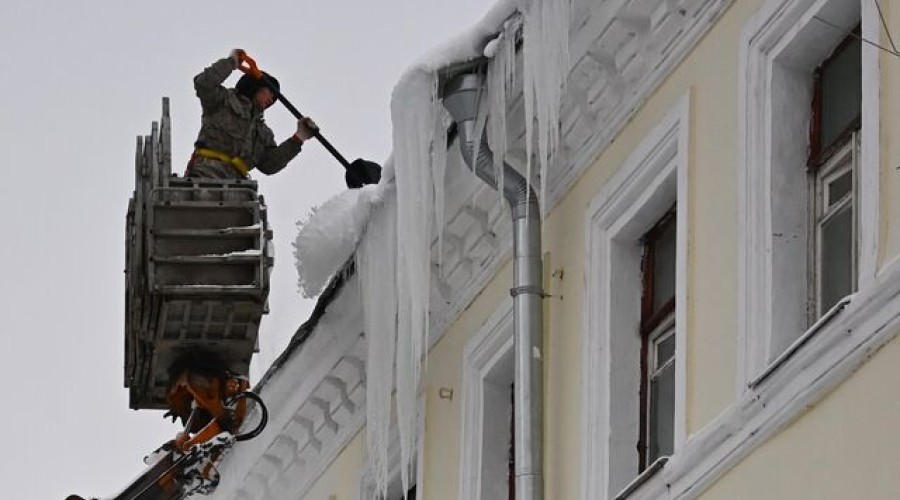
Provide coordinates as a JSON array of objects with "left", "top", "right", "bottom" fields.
[{"left": 235, "top": 71, "right": 280, "bottom": 102}]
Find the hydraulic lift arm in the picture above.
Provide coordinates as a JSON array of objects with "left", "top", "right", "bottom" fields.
[{"left": 68, "top": 372, "right": 268, "bottom": 500}]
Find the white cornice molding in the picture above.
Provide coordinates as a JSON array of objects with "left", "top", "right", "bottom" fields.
[
  {"left": 213, "top": 283, "right": 369, "bottom": 500},
  {"left": 547, "top": 0, "right": 734, "bottom": 213}
]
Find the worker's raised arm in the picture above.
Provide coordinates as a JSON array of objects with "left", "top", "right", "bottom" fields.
[
  {"left": 255, "top": 117, "right": 318, "bottom": 175},
  {"left": 193, "top": 49, "right": 242, "bottom": 110}
]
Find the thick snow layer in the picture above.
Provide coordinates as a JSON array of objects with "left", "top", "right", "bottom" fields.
[
  {"left": 293, "top": 176, "right": 390, "bottom": 298},
  {"left": 401, "top": 0, "right": 519, "bottom": 74}
]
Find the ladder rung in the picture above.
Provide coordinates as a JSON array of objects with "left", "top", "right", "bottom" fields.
[
  {"left": 152, "top": 253, "right": 263, "bottom": 264},
  {"left": 154, "top": 284, "right": 265, "bottom": 295},
  {"left": 152, "top": 227, "right": 263, "bottom": 238}
]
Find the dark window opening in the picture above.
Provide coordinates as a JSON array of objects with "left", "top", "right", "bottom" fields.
[
  {"left": 809, "top": 26, "right": 861, "bottom": 169},
  {"left": 391, "top": 485, "right": 416, "bottom": 500},
  {"left": 808, "top": 28, "right": 860, "bottom": 320},
  {"left": 638, "top": 208, "right": 676, "bottom": 472}
]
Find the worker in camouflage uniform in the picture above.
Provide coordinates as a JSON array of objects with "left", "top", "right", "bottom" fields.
[{"left": 186, "top": 48, "right": 318, "bottom": 179}]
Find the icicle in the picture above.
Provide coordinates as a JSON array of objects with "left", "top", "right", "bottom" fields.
[
  {"left": 487, "top": 18, "right": 519, "bottom": 215},
  {"left": 432, "top": 104, "right": 450, "bottom": 271},
  {"left": 390, "top": 70, "right": 438, "bottom": 495},
  {"left": 519, "top": 0, "right": 571, "bottom": 216},
  {"left": 521, "top": 6, "right": 537, "bottom": 218},
  {"left": 471, "top": 76, "right": 490, "bottom": 206},
  {"left": 358, "top": 193, "right": 398, "bottom": 499}
]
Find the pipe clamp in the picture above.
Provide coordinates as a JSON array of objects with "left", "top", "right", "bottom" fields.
[{"left": 510, "top": 285, "right": 545, "bottom": 297}]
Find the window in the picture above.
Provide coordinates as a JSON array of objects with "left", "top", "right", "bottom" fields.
[
  {"left": 809, "top": 31, "right": 861, "bottom": 320},
  {"left": 737, "top": 0, "right": 877, "bottom": 385},
  {"left": 459, "top": 303, "right": 515, "bottom": 500},
  {"left": 582, "top": 96, "right": 688, "bottom": 500},
  {"left": 639, "top": 210, "right": 676, "bottom": 470}
]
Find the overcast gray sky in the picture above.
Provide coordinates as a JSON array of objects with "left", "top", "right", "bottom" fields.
[{"left": 0, "top": 1, "right": 492, "bottom": 497}]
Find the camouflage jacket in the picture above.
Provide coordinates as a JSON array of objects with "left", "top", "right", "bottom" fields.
[{"left": 191, "top": 57, "right": 302, "bottom": 178}]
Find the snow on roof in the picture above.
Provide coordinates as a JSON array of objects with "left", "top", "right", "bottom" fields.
[
  {"left": 293, "top": 167, "right": 391, "bottom": 299},
  {"left": 293, "top": 1, "right": 521, "bottom": 297}
]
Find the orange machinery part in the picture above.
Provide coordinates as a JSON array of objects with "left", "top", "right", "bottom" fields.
[{"left": 166, "top": 371, "right": 249, "bottom": 453}]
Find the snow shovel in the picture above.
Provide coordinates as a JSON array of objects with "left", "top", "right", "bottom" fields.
[{"left": 236, "top": 51, "right": 381, "bottom": 188}]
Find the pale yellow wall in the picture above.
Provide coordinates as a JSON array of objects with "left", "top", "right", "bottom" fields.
[
  {"left": 418, "top": 260, "right": 514, "bottom": 499},
  {"left": 880, "top": 0, "right": 900, "bottom": 269},
  {"left": 702, "top": 324, "right": 900, "bottom": 500},
  {"left": 538, "top": 2, "right": 765, "bottom": 495},
  {"left": 301, "top": 429, "right": 365, "bottom": 500}
]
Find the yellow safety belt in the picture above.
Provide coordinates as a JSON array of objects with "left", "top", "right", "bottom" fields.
[{"left": 195, "top": 147, "right": 251, "bottom": 176}]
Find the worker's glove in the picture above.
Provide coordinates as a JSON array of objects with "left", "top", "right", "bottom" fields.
[
  {"left": 295, "top": 117, "right": 319, "bottom": 142},
  {"left": 229, "top": 48, "right": 246, "bottom": 67}
]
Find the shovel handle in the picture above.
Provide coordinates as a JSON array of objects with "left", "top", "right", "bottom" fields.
[
  {"left": 236, "top": 51, "right": 263, "bottom": 80},
  {"left": 234, "top": 51, "right": 354, "bottom": 171}
]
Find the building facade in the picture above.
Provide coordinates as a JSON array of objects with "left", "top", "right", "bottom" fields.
[{"left": 210, "top": 0, "right": 900, "bottom": 498}]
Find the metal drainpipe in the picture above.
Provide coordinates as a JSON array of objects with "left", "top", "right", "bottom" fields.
[{"left": 442, "top": 72, "right": 544, "bottom": 500}]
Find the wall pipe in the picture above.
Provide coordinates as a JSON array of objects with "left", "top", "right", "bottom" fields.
[{"left": 442, "top": 72, "right": 544, "bottom": 500}]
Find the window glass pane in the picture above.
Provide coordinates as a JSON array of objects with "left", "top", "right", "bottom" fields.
[
  {"left": 820, "top": 204, "right": 854, "bottom": 312},
  {"left": 820, "top": 37, "right": 861, "bottom": 150},
  {"left": 826, "top": 169, "right": 852, "bottom": 207},
  {"left": 655, "top": 332, "right": 676, "bottom": 368},
  {"left": 652, "top": 218, "right": 676, "bottom": 312},
  {"left": 648, "top": 361, "right": 675, "bottom": 463}
]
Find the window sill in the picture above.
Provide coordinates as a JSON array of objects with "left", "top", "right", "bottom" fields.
[
  {"left": 614, "top": 456, "right": 669, "bottom": 500},
  {"left": 749, "top": 294, "right": 855, "bottom": 389}
]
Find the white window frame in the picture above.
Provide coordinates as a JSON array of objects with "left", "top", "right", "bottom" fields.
[
  {"left": 582, "top": 95, "right": 689, "bottom": 500},
  {"left": 812, "top": 135, "right": 859, "bottom": 318},
  {"left": 643, "top": 315, "right": 677, "bottom": 467},
  {"left": 458, "top": 300, "right": 514, "bottom": 500},
  {"left": 736, "top": 0, "right": 879, "bottom": 390}
]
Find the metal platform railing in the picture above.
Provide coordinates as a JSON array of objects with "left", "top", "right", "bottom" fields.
[{"left": 125, "top": 98, "right": 273, "bottom": 409}]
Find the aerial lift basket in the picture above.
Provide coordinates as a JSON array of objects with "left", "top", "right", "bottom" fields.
[{"left": 125, "top": 98, "right": 273, "bottom": 410}]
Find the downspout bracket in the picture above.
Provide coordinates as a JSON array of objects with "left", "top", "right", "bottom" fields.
[{"left": 509, "top": 285, "right": 546, "bottom": 298}]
